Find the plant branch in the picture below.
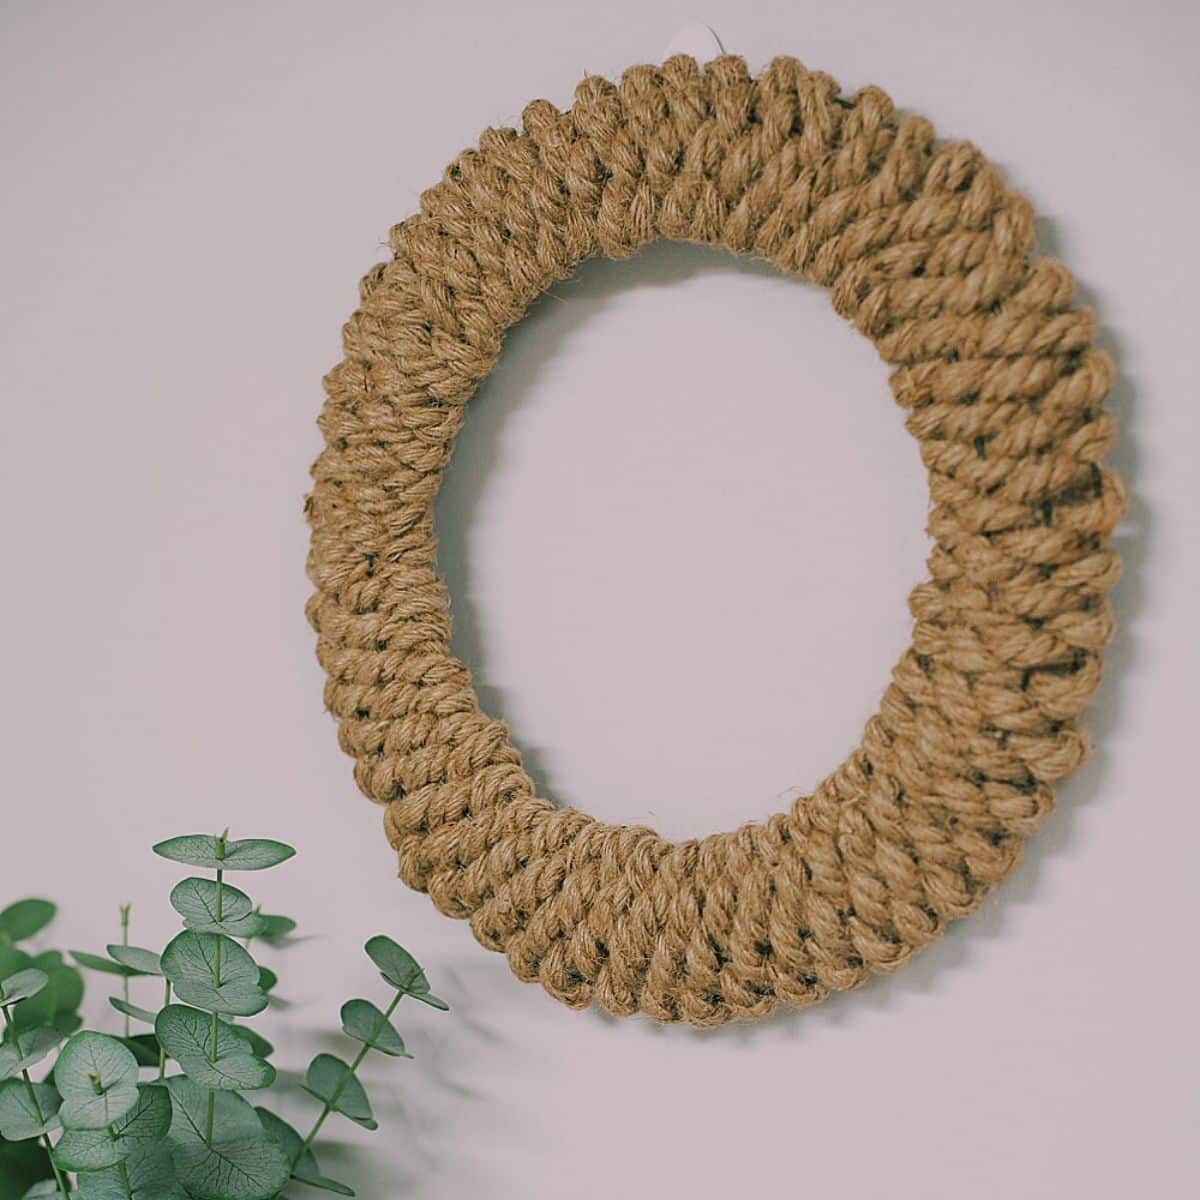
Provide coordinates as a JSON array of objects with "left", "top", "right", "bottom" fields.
[
  {"left": 291, "top": 987, "right": 404, "bottom": 1170},
  {"left": 1, "top": 1001, "right": 71, "bottom": 1199}
]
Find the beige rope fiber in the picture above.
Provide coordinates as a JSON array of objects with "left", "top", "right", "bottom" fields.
[{"left": 306, "top": 55, "right": 1124, "bottom": 1027}]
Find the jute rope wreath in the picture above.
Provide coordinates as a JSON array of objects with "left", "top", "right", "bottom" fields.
[{"left": 306, "top": 55, "right": 1124, "bottom": 1027}]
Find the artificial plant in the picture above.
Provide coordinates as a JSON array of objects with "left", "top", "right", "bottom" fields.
[{"left": 0, "top": 832, "right": 448, "bottom": 1198}]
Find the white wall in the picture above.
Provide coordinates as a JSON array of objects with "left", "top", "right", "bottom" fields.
[{"left": 2, "top": 2, "right": 1195, "bottom": 1196}]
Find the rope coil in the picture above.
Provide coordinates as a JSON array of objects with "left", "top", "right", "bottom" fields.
[{"left": 306, "top": 54, "right": 1123, "bottom": 1027}]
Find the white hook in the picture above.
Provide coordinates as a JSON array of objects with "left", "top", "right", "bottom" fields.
[{"left": 662, "top": 23, "right": 724, "bottom": 63}]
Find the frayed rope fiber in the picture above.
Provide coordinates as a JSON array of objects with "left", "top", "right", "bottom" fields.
[{"left": 306, "top": 55, "right": 1124, "bottom": 1027}]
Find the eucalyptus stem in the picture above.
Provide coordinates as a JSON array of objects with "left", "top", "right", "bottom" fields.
[
  {"left": 1, "top": 1002, "right": 70, "bottom": 1200},
  {"left": 119, "top": 903, "right": 131, "bottom": 1039},
  {"left": 291, "top": 987, "right": 404, "bottom": 1170},
  {"left": 106, "top": 1118, "right": 133, "bottom": 1199},
  {"left": 157, "top": 978, "right": 171, "bottom": 1080}
]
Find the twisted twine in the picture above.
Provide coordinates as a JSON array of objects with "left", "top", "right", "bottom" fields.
[{"left": 306, "top": 55, "right": 1123, "bottom": 1027}]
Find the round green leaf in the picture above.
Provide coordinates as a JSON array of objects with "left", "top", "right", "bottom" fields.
[
  {"left": 257, "top": 966, "right": 277, "bottom": 993},
  {"left": 340, "top": 999, "right": 410, "bottom": 1058},
  {"left": 0, "top": 901, "right": 56, "bottom": 943},
  {"left": 164, "top": 1075, "right": 290, "bottom": 1200},
  {"left": 0, "top": 970, "right": 48, "bottom": 1006},
  {"left": 155, "top": 1005, "right": 275, "bottom": 1091},
  {"left": 75, "top": 1140, "right": 186, "bottom": 1199},
  {"left": 303, "top": 1054, "right": 377, "bottom": 1130},
  {"left": 168, "top": 878, "right": 265, "bottom": 938},
  {"left": 54, "top": 1031, "right": 139, "bottom": 1130},
  {"left": 109, "top": 997, "right": 159, "bottom": 1025},
  {"left": 71, "top": 951, "right": 138, "bottom": 978},
  {"left": 364, "top": 936, "right": 448, "bottom": 1009},
  {"left": 255, "top": 1107, "right": 355, "bottom": 1196},
  {"left": 53, "top": 1082, "right": 172, "bottom": 1172},
  {"left": 0, "top": 1027, "right": 63, "bottom": 1081},
  {"left": 153, "top": 835, "right": 296, "bottom": 872},
  {"left": 105, "top": 945, "right": 162, "bottom": 976},
  {"left": 161, "top": 932, "right": 267, "bottom": 1017},
  {"left": 0, "top": 1079, "right": 61, "bottom": 1139}
]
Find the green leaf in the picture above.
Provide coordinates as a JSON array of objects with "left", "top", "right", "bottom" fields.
[
  {"left": 120, "top": 1034, "right": 162, "bottom": 1069},
  {"left": 364, "top": 936, "right": 449, "bottom": 1009},
  {"left": 12, "top": 964, "right": 84, "bottom": 1035},
  {"left": 70, "top": 951, "right": 138, "bottom": 978},
  {"left": 340, "top": 999, "right": 410, "bottom": 1058},
  {"left": 0, "top": 1027, "right": 63, "bottom": 1081},
  {"left": 53, "top": 1082, "right": 172, "bottom": 1172},
  {"left": 255, "top": 1107, "right": 355, "bottom": 1196},
  {"left": 0, "top": 1134, "right": 53, "bottom": 1196},
  {"left": 54, "top": 1032, "right": 139, "bottom": 1130},
  {"left": 155, "top": 1005, "right": 275, "bottom": 1091},
  {"left": 21, "top": 1181, "right": 62, "bottom": 1198},
  {"left": 169, "top": 879, "right": 265, "bottom": 938},
  {"left": 251, "top": 914, "right": 296, "bottom": 945},
  {"left": 0, "top": 1080, "right": 61, "bottom": 1139},
  {"left": 0, "top": 971, "right": 48, "bottom": 1006},
  {"left": 105, "top": 945, "right": 162, "bottom": 976},
  {"left": 302, "top": 1054, "right": 376, "bottom": 1130},
  {"left": 164, "top": 1075, "right": 290, "bottom": 1200},
  {"left": 228, "top": 1024, "right": 273, "bottom": 1061},
  {"left": 0, "top": 902, "right": 56, "bottom": 944},
  {"left": 76, "top": 1140, "right": 187, "bottom": 1199},
  {"left": 153, "top": 836, "right": 296, "bottom": 872},
  {"left": 109, "top": 997, "right": 158, "bottom": 1025},
  {"left": 160, "top": 932, "right": 267, "bottom": 1017},
  {"left": 257, "top": 966, "right": 277, "bottom": 993}
]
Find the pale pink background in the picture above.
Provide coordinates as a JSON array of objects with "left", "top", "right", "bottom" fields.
[{"left": 2, "top": 2, "right": 1196, "bottom": 1197}]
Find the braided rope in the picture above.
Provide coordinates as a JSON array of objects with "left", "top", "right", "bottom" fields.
[{"left": 306, "top": 55, "right": 1123, "bottom": 1027}]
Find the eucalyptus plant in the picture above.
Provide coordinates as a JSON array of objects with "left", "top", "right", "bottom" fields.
[{"left": 0, "top": 832, "right": 449, "bottom": 1198}]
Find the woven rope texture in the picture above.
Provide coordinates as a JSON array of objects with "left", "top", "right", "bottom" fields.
[{"left": 306, "top": 55, "right": 1124, "bottom": 1027}]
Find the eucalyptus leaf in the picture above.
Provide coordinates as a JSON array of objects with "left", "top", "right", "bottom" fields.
[
  {"left": 340, "top": 999, "right": 410, "bottom": 1058},
  {"left": 164, "top": 1075, "right": 290, "bottom": 1200},
  {"left": 169, "top": 878, "right": 265, "bottom": 938},
  {"left": 54, "top": 1032, "right": 139, "bottom": 1130},
  {"left": 75, "top": 1140, "right": 187, "bottom": 1199},
  {"left": 364, "top": 936, "right": 448, "bottom": 1010},
  {"left": 109, "top": 997, "right": 158, "bottom": 1025},
  {"left": 1, "top": 1112, "right": 53, "bottom": 1194},
  {"left": 0, "top": 971, "right": 48, "bottom": 1006},
  {"left": 229, "top": 1024, "right": 274, "bottom": 1061},
  {"left": 121, "top": 1034, "right": 162, "bottom": 1068},
  {"left": 0, "top": 1079, "right": 61, "bottom": 1139},
  {"left": 27, "top": 952, "right": 62, "bottom": 970},
  {"left": 303, "top": 1054, "right": 377, "bottom": 1130},
  {"left": 251, "top": 914, "right": 296, "bottom": 945},
  {"left": 105, "top": 945, "right": 162, "bottom": 976},
  {"left": 12, "top": 963, "right": 84, "bottom": 1035},
  {"left": 257, "top": 966, "right": 278, "bottom": 993},
  {"left": 0, "top": 901, "right": 56, "bottom": 943},
  {"left": 255, "top": 1107, "right": 355, "bottom": 1196},
  {"left": 153, "top": 835, "right": 296, "bottom": 872},
  {"left": 0, "top": 947, "right": 29, "bottom": 980},
  {"left": 20, "top": 1181, "right": 61, "bottom": 1199},
  {"left": 70, "top": 951, "right": 137, "bottom": 978},
  {"left": 160, "top": 932, "right": 267, "bottom": 1017},
  {"left": 0, "top": 1027, "right": 63, "bottom": 1081},
  {"left": 53, "top": 1082, "right": 172, "bottom": 1172},
  {"left": 155, "top": 1005, "right": 275, "bottom": 1091}
]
